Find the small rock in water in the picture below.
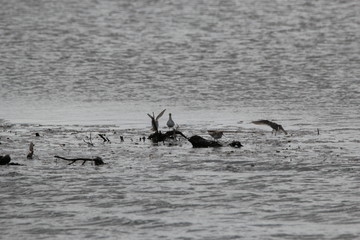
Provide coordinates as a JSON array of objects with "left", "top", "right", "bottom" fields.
[{"left": 0, "top": 155, "right": 11, "bottom": 165}]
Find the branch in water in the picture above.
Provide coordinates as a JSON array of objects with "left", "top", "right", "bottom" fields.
[
  {"left": 98, "top": 134, "right": 110, "bottom": 143},
  {"left": 54, "top": 155, "right": 104, "bottom": 165}
]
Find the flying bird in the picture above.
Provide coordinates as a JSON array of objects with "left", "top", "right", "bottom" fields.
[{"left": 252, "top": 120, "right": 287, "bottom": 135}]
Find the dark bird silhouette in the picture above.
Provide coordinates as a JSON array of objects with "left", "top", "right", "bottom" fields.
[
  {"left": 167, "top": 113, "right": 175, "bottom": 130},
  {"left": 252, "top": 120, "right": 287, "bottom": 135}
]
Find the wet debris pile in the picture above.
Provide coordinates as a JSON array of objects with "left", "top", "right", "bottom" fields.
[{"left": 1, "top": 109, "right": 292, "bottom": 167}]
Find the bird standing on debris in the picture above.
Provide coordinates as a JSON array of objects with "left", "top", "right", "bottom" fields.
[
  {"left": 27, "top": 142, "right": 34, "bottom": 159},
  {"left": 147, "top": 109, "right": 166, "bottom": 132},
  {"left": 252, "top": 120, "right": 287, "bottom": 135},
  {"left": 167, "top": 113, "right": 175, "bottom": 130}
]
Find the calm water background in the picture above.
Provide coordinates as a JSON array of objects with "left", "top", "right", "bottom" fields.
[{"left": 0, "top": 0, "right": 359, "bottom": 239}]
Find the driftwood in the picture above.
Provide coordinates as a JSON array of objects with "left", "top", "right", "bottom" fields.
[
  {"left": 148, "top": 129, "right": 243, "bottom": 148},
  {"left": 188, "top": 135, "right": 222, "bottom": 148},
  {"left": 83, "top": 133, "right": 94, "bottom": 146},
  {"left": 148, "top": 130, "right": 188, "bottom": 143},
  {"left": 54, "top": 155, "right": 105, "bottom": 165},
  {"left": 0, "top": 155, "right": 22, "bottom": 166},
  {"left": 188, "top": 136, "right": 243, "bottom": 148},
  {"left": 98, "top": 134, "right": 110, "bottom": 143}
]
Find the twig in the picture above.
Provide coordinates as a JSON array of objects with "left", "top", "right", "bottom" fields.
[
  {"left": 54, "top": 155, "right": 104, "bottom": 165},
  {"left": 83, "top": 133, "right": 94, "bottom": 146},
  {"left": 98, "top": 134, "right": 110, "bottom": 143}
]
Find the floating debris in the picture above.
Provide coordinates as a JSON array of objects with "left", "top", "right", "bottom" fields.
[
  {"left": 188, "top": 135, "right": 222, "bottom": 148},
  {"left": 0, "top": 155, "right": 11, "bottom": 165},
  {"left": 54, "top": 155, "right": 105, "bottom": 166}
]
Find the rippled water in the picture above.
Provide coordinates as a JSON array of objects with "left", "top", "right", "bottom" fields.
[{"left": 1, "top": 0, "right": 360, "bottom": 239}]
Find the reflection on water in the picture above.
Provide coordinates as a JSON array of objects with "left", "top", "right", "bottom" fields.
[{"left": 0, "top": 0, "right": 359, "bottom": 239}]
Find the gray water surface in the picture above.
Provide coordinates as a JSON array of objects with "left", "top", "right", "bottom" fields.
[{"left": 1, "top": 0, "right": 359, "bottom": 239}]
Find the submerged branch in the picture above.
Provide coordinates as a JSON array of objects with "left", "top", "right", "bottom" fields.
[
  {"left": 54, "top": 155, "right": 105, "bottom": 165},
  {"left": 98, "top": 134, "right": 110, "bottom": 143}
]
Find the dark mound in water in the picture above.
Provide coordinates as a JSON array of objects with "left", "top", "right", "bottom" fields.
[
  {"left": 188, "top": 135, "right": 222, "bottom": 148},
  {"left": 0, "top": 155, "right": 11, "bottom": 165},
  {"left": 188, "top": 136, "right": 243, "bottom": 148},
  {"left": 93, "top": 157, "right": 105, "bottom": 165},
  {"left": 229, "top": 141, "right": 243, "bottom": 148},
  {"left": 148, "top": 131, "right": 243, "bottom": 148}
]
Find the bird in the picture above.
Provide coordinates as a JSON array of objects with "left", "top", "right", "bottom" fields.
[
  {"left": 27, "top": 142, "right": 34, "bottom": 159},
  {"left": 252, "top": 120, "right": 287, "bottom": 135},
  {"left": 207, "top": 130, "right": 224, "bottom": 141},
  {"left": 147, "top": 109, "right": 166, "bottom": 132},
  {"left": 167, "top": 113, "right": 175, "bottom": 130}
]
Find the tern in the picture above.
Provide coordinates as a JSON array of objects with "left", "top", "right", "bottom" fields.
[
  {"left": 147, "top": 109, "right": 166, "bottom": 132},
  {"left": 252, "top": 120, "right": 287, "bottom": 135}
]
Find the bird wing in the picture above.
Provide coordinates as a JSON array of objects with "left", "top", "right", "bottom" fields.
[
  {"left": 156, "top": 109, "right": 166, "bottom": 120},
  {"left": 252, "top": 120, "right": 271, "bottom": 126}
]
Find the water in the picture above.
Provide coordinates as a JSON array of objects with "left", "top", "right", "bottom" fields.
[{"left": 1, "top": 0, "right": 359, "bottom": 239}]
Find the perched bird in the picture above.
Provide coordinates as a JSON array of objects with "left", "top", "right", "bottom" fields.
[
  {"left": 167, "top": 113, "right": 175, "bottom": 130},
  {"left": 27, "top": 142, "right": 34, "bottom": 159},
  {"left": 147, "top": 109, "right": 166, "bottom": 132},
  {"left": 252, "top": 120, "right": 287, "bottom": 135},
  {"left": 207, "top": 130, "right": 224, "bottom": 141}
]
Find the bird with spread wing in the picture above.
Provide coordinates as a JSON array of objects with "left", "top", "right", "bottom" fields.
[{"left": 147, "top": 109, "right": 166, "bottom": 132}]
